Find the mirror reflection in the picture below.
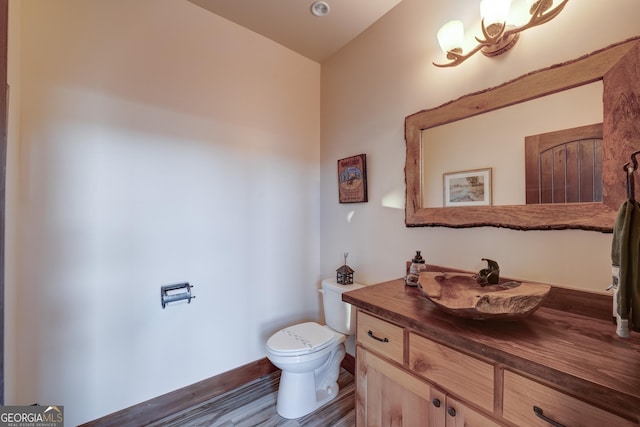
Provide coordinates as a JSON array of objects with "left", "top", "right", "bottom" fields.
[
  {"left": 422, "top": 82, "right": 602, "bottom": 208},
  {"left": 404, "top": 37, "right": 640, "bottom": 231}
]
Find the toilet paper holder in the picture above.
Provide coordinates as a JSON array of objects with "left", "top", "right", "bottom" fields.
[{"left": 161, "top": 282, "right": 196, "bottom": 309}]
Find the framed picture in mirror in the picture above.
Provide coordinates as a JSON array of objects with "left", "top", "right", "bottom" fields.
[{"left": 443, "top": 168, "right": 492, "bottom": 207}]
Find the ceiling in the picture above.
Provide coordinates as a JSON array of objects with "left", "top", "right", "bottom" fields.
[{"left": 187, "top": 0, "right": 404, "bottom": 63}]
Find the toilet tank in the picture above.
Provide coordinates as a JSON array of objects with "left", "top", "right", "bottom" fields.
[{"left": 321, "top": 279, "right": 364, "bottom": 335}]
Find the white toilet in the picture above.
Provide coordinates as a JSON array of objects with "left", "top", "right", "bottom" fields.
[{"left": 265, "top": 279, "right": 363, "bottom": 419}]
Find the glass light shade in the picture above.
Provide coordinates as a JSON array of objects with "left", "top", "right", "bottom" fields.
[
  {"left": 436, "top": 20, "right": 464, "bottom": 53},
  {"left": 480, "top": 0, "right": 511, "bottom": 25}
]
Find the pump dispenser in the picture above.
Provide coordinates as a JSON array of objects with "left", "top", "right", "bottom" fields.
[{"left": 405, "top": 251, "right": 427, "bottom": 287}]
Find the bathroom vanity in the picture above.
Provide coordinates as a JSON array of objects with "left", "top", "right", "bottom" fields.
[{"left": 342, "top": 274, "right": 640, "bottom": 426}]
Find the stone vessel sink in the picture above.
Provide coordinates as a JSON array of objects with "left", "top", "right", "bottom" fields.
[{"left": 418, "top": 272, "right": 551, "bottom": 320}]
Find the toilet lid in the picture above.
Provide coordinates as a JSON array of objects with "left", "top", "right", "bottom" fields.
[{"left": 266, "top": 322, "right": 336, "bottom": 356}]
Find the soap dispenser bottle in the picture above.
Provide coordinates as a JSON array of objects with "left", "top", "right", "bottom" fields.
[{"left": 405, "top": 251, "right": 427, "bottom": 287}]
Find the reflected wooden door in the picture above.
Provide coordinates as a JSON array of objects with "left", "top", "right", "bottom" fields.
[{"left": 525, "top": 123, "right": 603, "bottom": 205}]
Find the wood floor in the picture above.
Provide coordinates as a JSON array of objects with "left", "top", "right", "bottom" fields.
[{"left": 147, "top": 369, "right": 355, "bottom": 426}]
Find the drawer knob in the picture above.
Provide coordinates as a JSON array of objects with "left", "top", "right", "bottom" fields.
[
  {"left": 447, "top": 407, "right": 456, "bottom": 417},
  {"left": 432, "top": 398, "right": 441, "bottom": 408},
  {"left": 533, "top": 406, "right": 566, "bottom": 427},
  {"left": 367, "top": 330, "right": 389, "bottom": 343}
]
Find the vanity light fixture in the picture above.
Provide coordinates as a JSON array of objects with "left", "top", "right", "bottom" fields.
[{"left": 433, "top": 0, "right": 569, "bottom": 68}]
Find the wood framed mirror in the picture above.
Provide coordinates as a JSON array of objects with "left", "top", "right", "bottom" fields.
[{"left": 405, "top": 37, "right": 640, "bottom": 232}]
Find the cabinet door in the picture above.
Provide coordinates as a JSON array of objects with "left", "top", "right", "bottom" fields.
[{"left": 356, "top": 346, "right": 445, "bottom": 427}]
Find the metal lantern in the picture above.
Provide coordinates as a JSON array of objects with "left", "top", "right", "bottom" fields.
[{"left": 336, "top": 252, "right": 354, "bottom": 285}]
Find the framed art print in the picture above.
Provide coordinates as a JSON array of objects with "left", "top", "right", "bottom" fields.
[
  {"left": 443, "top": 168, "right": 492, "bottom": 207},
  {"left": 338, "top": 154, "right": 368, "bottom": 203}
]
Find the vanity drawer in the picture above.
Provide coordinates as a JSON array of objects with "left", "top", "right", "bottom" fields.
[
  {"left": 503, "top": 370, "right": 636, "bottom": 427},
  {"left": 408, "top": 332, "right": 494, "bottom": 413},
  {"left": 356, "top": 311, "right": 404, "bottom": 364}
]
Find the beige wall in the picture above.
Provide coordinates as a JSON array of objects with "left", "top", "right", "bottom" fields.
[
  {"left": 9, "top": 0, "right": 320, "bottom": 424},
  {"left": 320, "top": 0, "right": 640, "bottom": 290}
]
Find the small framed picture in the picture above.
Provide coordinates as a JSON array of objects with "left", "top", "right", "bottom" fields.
[
  {"left": 443, "top": 168, "right": 492, "bottom": 207},
  {"left": 338, "top": 154, "right": 368, "bottom": 203}
]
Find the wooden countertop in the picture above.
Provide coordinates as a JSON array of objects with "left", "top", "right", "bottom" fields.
[{"left": 343, "top": 278, "right": 640, "bottom": 421}]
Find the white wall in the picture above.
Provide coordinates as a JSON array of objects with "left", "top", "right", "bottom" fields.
[
  {"left": 9, "top": 0, "right": 320, "bottom": 424},
  {"left": 321, "top": 1, "right": 640, "bottom": 290}
]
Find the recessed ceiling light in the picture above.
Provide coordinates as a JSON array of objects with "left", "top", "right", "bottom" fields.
[{"left": 310, "top": 1, "right": 330, "bottom": 17}]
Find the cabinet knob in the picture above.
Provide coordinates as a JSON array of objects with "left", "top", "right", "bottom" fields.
[
  {"left": 447, "top": 407, "right": 456, "bottom": 417},
  {"left": 431, "top": 398, "right": 441, "bottom": 408}
]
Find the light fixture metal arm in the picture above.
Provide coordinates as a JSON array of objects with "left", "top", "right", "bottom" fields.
[
  {"left": 504, "top": 0, "right": 569, "bottom": 38},
  {"left": 434, "top": 0, "right": 569, "bottom": 68},
  {"left": 475, "top": 19, "right": 507, "bottom": 45},
  {"left": 433, "top": 43, "right": 484, "bottom": 68}
]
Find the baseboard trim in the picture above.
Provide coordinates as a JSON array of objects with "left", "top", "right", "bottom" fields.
[
  {"left": 80, "top": 353, "right": 356, "bottom": 427},
  {"left": 79, "top": 358, "right": 278, "bottom": 427},
  {"left": 342, "top": 352, "right": 355, "bottom": 375}
]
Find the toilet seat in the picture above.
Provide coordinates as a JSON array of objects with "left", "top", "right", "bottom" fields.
[{"left": 266, "top": 322, "right": 337, "bottom": 357}]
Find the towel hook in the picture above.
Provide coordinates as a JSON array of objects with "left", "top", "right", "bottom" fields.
[{"left": 623, "top": 151, "right": 640, "bottom": 202}]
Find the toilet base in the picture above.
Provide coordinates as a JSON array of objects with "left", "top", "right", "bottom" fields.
[{"left": 276, "top": 370, "right": 339, "bottom": 419}]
